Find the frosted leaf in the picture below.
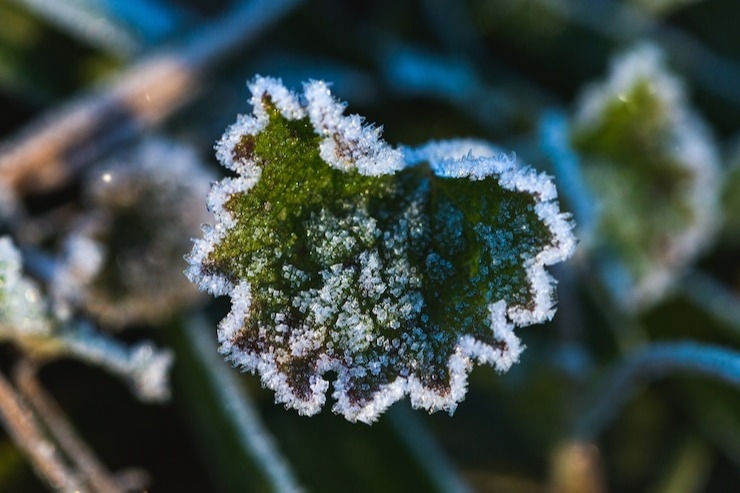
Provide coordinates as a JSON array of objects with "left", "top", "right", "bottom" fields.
[
  {"left": 572, "top": 44, "right": 720, "bottom": 310},
  {"left": 186, "top": 77, "right": 576, "bottom": 423},
  {"left": 0, "top": 236, "right": 52, "bottom": 341},
  {"left": 55, "top": 137, "right": 214, "bottom": 328}
]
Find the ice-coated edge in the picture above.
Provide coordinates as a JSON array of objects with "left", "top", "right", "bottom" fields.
[
  {"left": 405, "top": 140, "right": 577, "bottom": 326},
  {"left": 303, "top": 79, "right": 405, "bottom": 176},
  {"left": 573, "top": 43, "right": 720, "bottom": 308},
  {"left": 402, "top": 138, "right": 502, "bottom": 166},
  {"left": 330, "top": 300, "right": 524, "bottom": 424},
  {"left": 187, "top": 83, "right": 576, "bottom": 424}
]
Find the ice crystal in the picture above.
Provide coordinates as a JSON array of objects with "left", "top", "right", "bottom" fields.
[
  {"left": 186, "top": 76, "right": 575, "bottom": 423},
  {"left": 571, "top": 44, "right": 720, "bottom": 310}
]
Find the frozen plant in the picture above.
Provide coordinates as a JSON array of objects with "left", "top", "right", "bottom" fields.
[
  {"left": 186, "top": 76, "right": 576, "bottom": 423},
  {"left": 0, "top": 235, "right": 173, "bottom": 402},
  {"left": 0, "top": 236, "right": 52, "bottom": 349},
  {"left": 571, "top": 43, "right": 720, "bottom": 310},
  {"left": 52, "top": 137, "right": 214, "bottom": 328}
]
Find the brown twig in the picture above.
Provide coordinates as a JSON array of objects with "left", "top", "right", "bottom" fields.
[
  {"left": 14, "top": 360, "right": 126, "bottom": 493},
  {"left": 0, "top": 0, "right": 304, "bottom": 195},
  {"left": 0, "top": 367, "right": 86, "bottom": 493}
]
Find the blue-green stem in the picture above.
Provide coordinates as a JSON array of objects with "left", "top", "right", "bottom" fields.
[
  {"left": 576, "top": 342, "right": 740, "bottom": 440},
  {"left": 539, "top": 110, "right": 597, "bottom": 242},
  {"left": 680, "top": 270, "right": 740, "bottom": 339}
]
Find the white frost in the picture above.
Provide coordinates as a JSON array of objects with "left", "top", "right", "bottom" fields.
[
  {"left": 0, "top": 236, "right": 52, "bottom": 340},
  {"left": 304, "top": 79, "right": 405, "bottom": 176}
]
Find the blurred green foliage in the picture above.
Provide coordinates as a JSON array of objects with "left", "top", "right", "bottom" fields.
[{"left": 1, "top": 1, "right": 739, "bottom": 492}]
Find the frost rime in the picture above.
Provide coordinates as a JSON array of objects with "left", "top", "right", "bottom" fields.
[{"left": 186, "top": 77, "right": 576, "bottom": 423}]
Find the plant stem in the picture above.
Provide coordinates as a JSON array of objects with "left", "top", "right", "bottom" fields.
[
  {"left": 388, "top": 404, "right": 473, "bottom": 493},
  {"left": 0, "top": 367, "right": 86, "bottom": 493},
  {"left": 576, "top": 341, "right": 740, "bottom": 440},
  {"left": 0, "top": 0, "right": 304, "bottom": 196},
  {"left": 13, "top": 360, "right": 126, "bottom": 493},
  {"left": 184, "top": 316, "right": 304, "bottom": 493},
  {"left": 52, "top": 321, "right": 173, "bottom": 403},
  {"left": 539, "top": 110, "right": 597, "bottom": 242}
]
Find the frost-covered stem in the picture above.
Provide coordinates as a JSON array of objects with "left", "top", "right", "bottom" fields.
[
  {"left": 539, "top": 110, "right": 597, "bottom": 241},
  {"left": 576, "top": 342, "right": 740, "bottom": 440},
  {"left": 53, "top": 321, "right": 173, "bottom": 403},
  {"left": 0, "top": 0, "right": 304, "bottom": 196},
  {"left": 13, "top": 360, "right": 125, "bottom": 493},
  {"left": 9, "top": 0, "right": 179, "bottom": 57},
  {"left": 679, "top": 270, "right": 740, "bottom": 338},
  {"left": 185, "top": 317, "right": 303, "bottom": 493},
  {"left": 0, "top": 368, "right": 87, "bottom": 493},
  {"left": 388, "top": 405, "right": 473, "bottom": 493}
]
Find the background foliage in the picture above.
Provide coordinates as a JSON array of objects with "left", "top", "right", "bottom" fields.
[{"left": 1, "top": 0, "right": 739, "bottom": 492}]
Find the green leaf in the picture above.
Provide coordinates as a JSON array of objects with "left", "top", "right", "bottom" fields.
[
  {"left": 186, "top": 77, "right": 575, "bottom": 423},
  {"left": 571, "top": 44, "right": 720, "bottom": 310}
]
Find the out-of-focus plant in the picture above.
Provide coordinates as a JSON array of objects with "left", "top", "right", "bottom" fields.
[
  {"left": 568, "top": 43, "right": 720, "bottom": 311},
  {"left": 52, "top": 137, "right": 213, "bottom": 328},
  {"left": 0, "top": 0, "right": 739, "bottom": 492}
]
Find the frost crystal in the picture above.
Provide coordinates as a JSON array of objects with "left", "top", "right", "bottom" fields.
[
  {"left": 186, "top": 76, "right": 575, "bottom": 423},
  {"left": 572, "top": 44, "right": 720, "bottom": 309}
]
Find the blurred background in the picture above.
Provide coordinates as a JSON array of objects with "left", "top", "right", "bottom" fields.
[{"left": 0, "top": 0, "right": 739, "bottom": 492}]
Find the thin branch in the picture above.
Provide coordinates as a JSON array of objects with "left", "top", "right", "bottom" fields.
[
  {"left": 0, "top": 0, "right": 304, "bottom": 196},
  {"left": 0, "top": 367, "right": 86, "bottom": 493},
  {"left": 54, "top": 321, "right": 174, "bottom": 403},
  {"left": 13, "top": 360, "right": 126, "bottom": 493},
  {"left": 10, "top": 0, "right": 147, "bottom": 57},
  {"left": 185, "top": 315, "right": 304, "bottom": 493},
  {"left": 575, "top": 341, "right": 740, "bottom": 440}
]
